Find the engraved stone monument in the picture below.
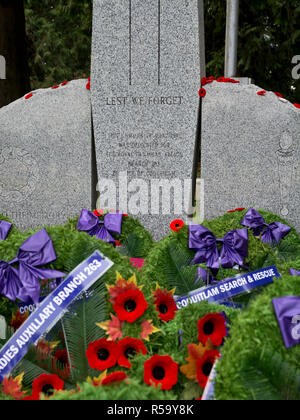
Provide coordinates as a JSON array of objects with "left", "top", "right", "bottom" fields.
[
  {"left": 0, "top": 80, "right": 92, "bottom": 231},
  {"left": 201, "top": 82, "right": 300, "bottom": 231},
  {"left": 92, "top": 0, "right": 206, "bottom": 240}
]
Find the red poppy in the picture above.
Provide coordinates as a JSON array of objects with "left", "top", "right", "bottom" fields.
[
  {"left": 25, "top": 93, "right": 33, "bottom": 100},
  {"left": 294, "top": 103, "right": 300, "bottom": 109},
  {"left": 115, "top": 240, "right": 123, "bottom": 247},
  {"left": 61, "top": 81, "right": 69, "bottom": 86},
  {"left": 101, "top": 371, "right": 127, "bottom": 386},
  {"left": 273, "top": 92, "right": 283, "bottom": 98},
  {"left": 114, "top": 289, "right": 148, "bottom": 323},
  {"left": 51, "top": 85, "right": 60, "bottom": 89},
  {"left": 32, "top": 374, "right": 64, "bottom": 400},
  {"left": 93, "top": 209, "right": 104, "bottom": 217},
  {"left": 196, "top": 350, "right": 220, "bottom": 388},
  {"left": 257, "top": 91, "right": 266, "bottom": 96},
  {"left": 199, "top": 88, "right": 207, "bottom": 98},
  {"left": 153, "top": 288, "right": 178, "bottom": 322},
  {"left": 117, "top": 337, "right": 147, "bottom": 368},
  {"left": 227, "top": 207, "right": 246, "bottom": 213},
  {"left": 198, "top": 313, "right": 227, "bottom": 346},
  {"left": 86, "top": 339, "right": 119, "bottom": 371},
  {"left": 217, "top": 77, "right": 226, "bottom": 83},
  {"left": 86, "top": 81, "right": 91, "bottom": 90},
  {"left": 144, "top": 355, "right": 178, "bottom": 390},
  {"left": 170, "top": 219, "right": 184, "bottom": 232}
]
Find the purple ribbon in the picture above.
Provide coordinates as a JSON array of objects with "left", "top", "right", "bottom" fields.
[
  {"left": 77, "top": 209, "right": 123, "bottom": 245},
  {"left": 290, "top": 269, "right": 300, "bottom": 277},
  {"left": 195, "top": 267, "right": 218, "bottom": 286},
  {"left": 241, "top": 208, "right": 291, "bottom": 244},
  {"left": 0, "top": 221, "right": 12, "bottom": 241},
  {"left": 273, "top": 296, "right": 300, "bottom": 349},
  {"left": 189, "top": 224, "right": 248, "bottom": 274},
  {"left": 0, "top": 229, "right": 65, "bottom": 304}
]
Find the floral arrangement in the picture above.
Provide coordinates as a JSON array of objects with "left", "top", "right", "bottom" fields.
[{"left": 0, "top": 208, "right": 299, "bottom": 401}]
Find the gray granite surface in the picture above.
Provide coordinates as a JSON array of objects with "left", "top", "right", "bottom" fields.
[
  {"left": 0, "top": 79, "right": 92, "bottom": 231},
  {"left": 91, "top": 0, "right": 204, "bottom": 240},
  {"left": 201, "top": 82, "right": 300, "bottom": 231}
]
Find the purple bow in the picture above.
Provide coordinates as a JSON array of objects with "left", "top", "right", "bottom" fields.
[
  {"left": 0, "top": 229, "right": 65, "bottom": 304},
  {"left": 290, "top": 269, "right": 300, "bottom": 277},
  {"left": 189, "top": 224, "right": 248, "bottom": 274},
  {"left": 0, "top": 221, "right": 12, "bottom": 241},
  {"left": 241, "top": 208, "right": 291, "bottom": 244},
  {"left": 77, "top": 209, "right": 123, "bottom": 245},
  {"left": 273, "top": 296, "right": 300, "bottom": 349}
]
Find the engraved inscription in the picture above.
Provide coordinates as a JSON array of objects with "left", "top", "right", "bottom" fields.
[{"left": 0, "top": 146, "right": 39, "bottom": 203}]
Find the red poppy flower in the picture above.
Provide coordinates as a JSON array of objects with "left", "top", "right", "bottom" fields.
[
  {"left": 273, "top": 92, "right": 283, "bottom": 98},
  {"left": 217, "top": 77, "right": 226, "bottom": 83},
  {"left": 198, "top": 313, "right": 227, "bottom": 346},
  {"left": 93, "top": 209, "right": 104, "bottom": 217},
  {"left": 294, "top": 103, "right": 300, "bottom": 109},
  {"left": 86, "top": 339, "right": 119, "bottom": 371},
  {"left": 114, "top": 289, "right": 148, "bottom": 323},
  {"left": 117, "top": 337, "right": 147, "bottom": 368},
  {"left": 199, "top": 88, "right": 206, "bottom": 98},
  {"left": 101, "top": 371, "right": 127, "bottom": 386},
  {"left": 257, "top": 91, "right": 266, "bottom": 96},
  {"left": 170, "top": 219, "right": 184, "bottom": 232},
  {"left": 86, "top": 81, "right": 91, "bottom": 90},
  {"left": 32, "top": 374, "right": 64, "bottom": 399},
  {"left": 115, "top": 240, "right": 123, "bottom": 247},
  {"left": 153, "top": 288, "right": 178, "bottom": 322},
  {"left": 61, "top": 81, "right": 69, "bottom": 86},
  {"left": 51, "top": 85, "right": 60, "bottom": 89},
  {"left": 25, "top": 93, "right": 33, "bottom": 100},
  {"left": 196, "top": 350, "right": 220, "bottom": 388},
  {"left": 144, "top": 355, "right": 178, "bottom": 390}
]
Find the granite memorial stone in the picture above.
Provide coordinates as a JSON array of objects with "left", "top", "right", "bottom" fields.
[
  {"left": 201, "top": 82, "right": 300, "bottom": 232},
  {"left": 0, "top": 79, "right": 92, "bottom": 231},
  {"left": 91, "top": 0, "right": 205, "bottom": 240}
]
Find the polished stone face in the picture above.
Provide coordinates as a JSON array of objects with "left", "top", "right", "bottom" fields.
[
  {"left": 201, "top": 82, "right": 300, "bottom": 232},
  {"left": 91, "top": 0, "right": 204, "bottom": 240},
  {"left": 0, "top": 80, "right": 92, "bottom": 231}
]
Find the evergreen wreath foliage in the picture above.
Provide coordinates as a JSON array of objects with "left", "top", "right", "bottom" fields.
[
  {"left": 214, "top": 275, "right": 300, "bottom": 400},
  {"left": 141, "top": 209, "right": 300, "bottom": 297}
]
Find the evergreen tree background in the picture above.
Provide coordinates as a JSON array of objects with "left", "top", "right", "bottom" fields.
[{"left": 8, "top": 0, "right": 300, "bottom": 103}]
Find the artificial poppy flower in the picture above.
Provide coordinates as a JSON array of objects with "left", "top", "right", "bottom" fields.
[
  {"left": 51, "top": 85, "right": 60, "bottom": 89},
  {"left": 199, "top": 88, "right": 206, "bottom": 98},
  {"left": 144, "top": 355, "right": 178, "bottom": 390},
  {"left": 32, "top": 374, "right": 64, "bottom": 400},
  {"left": 170, "top": 219, "right": 184, "bottom": 232},
  {"left": 273, "top": 92, "right": 283, "bottom": 98},
  {"left": 25, "top": 93, "right": 33, "bottom": 100},
  {"left": 196, "top": 350, "right": 220, "bottom": 388},
  {"left": 217, "top": 77, "right": 226, "bottom": 83},
  {"left": 294, "top": 103, "right": 300, "bottom": 109},
  {"left": 152, "top": 286, "right": 178, "bottom": 322},
  {"left": 114, "top": 289, "right": 148, "bottom": 323},
  {"left": 257, "top": 90, "right": 266, "bottom": 96},
  {"left": 117, "top": 337, "right": 147, "bottom": 368},
  {"left": 198, "top": 313, "right": 227, "bottom": 346},
  {"left": 86, "top": 339, "right": 118, "bottom": 371},
  {"left": 93, "top": 209, "right": 104, "bottom": 217},
  {"left": 101, "top": 371, "right": 128, "bottom": 386},
  {"left": 86, "top": 81, "right": 91, "bottom": 90},
  {"left": 61, "top": 81, "right": 69, "bottom": 86}
]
